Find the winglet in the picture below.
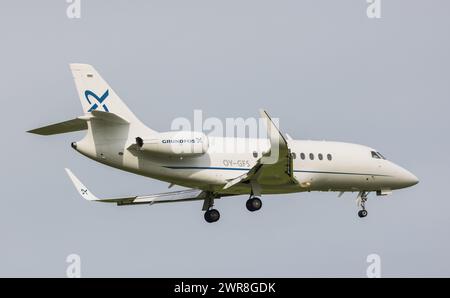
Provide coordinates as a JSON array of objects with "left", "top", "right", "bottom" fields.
[
  {"left": 65, "top": 168, "right": 99, "bottom": 201},
  {"left": 259, "top": 109, "right": 288, "bottom": 143},
  {"left": 258, "top": 109, "right": 289, "bottom": 165}
]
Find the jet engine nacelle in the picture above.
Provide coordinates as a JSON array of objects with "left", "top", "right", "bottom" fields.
[{"left": 136, "top": 131, "right": 209, "bottom": 157}]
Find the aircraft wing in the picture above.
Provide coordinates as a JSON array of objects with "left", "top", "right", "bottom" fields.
[
  {"left": 65, "top": 168, "right": 207, "bottom": 206},
  {"left": 223, "top": 110, "right": 298, "bottom": 190}
]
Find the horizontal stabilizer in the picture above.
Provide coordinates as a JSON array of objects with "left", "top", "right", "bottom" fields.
[
  {"left": 27, "top": 118, "right": 87, "bottom": 135},
  {"left": 28, "top": 111, "right": 129, "bottom": 136},
  {"left": 87, "top": 110, "right": 129, "bottom": 124}
]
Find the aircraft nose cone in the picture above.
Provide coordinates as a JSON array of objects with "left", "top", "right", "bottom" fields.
[{"left": 400, "top": 169, "right": 419, "bottom": 187}]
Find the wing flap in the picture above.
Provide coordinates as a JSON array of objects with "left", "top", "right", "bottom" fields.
[{"left": 117, "top": 189, "right": 205, "bottom": 205}]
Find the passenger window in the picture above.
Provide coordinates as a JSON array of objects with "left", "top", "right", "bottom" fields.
[
  {"left": 292, "top": 153, "right": 297, "bottom": 159},
  {"left": 309, "top": 153, "right": 314, "bottom": 160},
  {"left": 318, "top": 153, "right": 323, "bottom": 160},
  {"left": 300, "top": 153, "right": 305, "bottom": 160},
  {"left": 327, "top": 154, "right": 332, "bottom": 161},
  {"left": 253, "top": 151, "right": 258, "bottom": 158}
]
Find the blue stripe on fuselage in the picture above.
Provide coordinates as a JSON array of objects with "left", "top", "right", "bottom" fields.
[{"left": 162, "top": 166, "right": 390, "bottom": 177}]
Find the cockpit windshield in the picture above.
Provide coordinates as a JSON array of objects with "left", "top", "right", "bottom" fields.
[
  {"left": 371, "top": 151, "right": 386, "bottom": 160},
  {"left": 376, "top": 151, "right": 386, "bottom": 159}
]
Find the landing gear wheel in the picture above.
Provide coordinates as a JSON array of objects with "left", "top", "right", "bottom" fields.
[
  {"left": 356, "top": 191, "right": 369, "bottom": 218},
  {"left": 358, "top": 209, "right": 368, "bottom": 218},
  {"left": 204, "top": 209, "right": 220, "bottom": 223},
  {"left": 246, "top": 197, "right": 262, "bottom": 212}
]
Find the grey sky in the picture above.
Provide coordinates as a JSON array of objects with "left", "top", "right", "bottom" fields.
[{"left": 1, "top": 0, "right": 449, "bottom": 277}]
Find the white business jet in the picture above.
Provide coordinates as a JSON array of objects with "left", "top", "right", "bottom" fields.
[{"left": 28, "top": 64, "right": 418, "bottom": 223}]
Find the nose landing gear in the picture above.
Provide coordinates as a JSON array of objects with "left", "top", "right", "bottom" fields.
[
  {"left": 357, "top": 191, "right": 369, "bottom": 218},
  {"left": 358, "top": 209, "right": 368, "bottom": 218}
]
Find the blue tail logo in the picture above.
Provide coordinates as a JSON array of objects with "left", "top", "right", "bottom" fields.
[{"left": 85, "top": 89, "right": 109, "bottom": 112}]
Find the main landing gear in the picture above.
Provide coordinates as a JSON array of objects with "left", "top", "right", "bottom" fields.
[
  {"left": 247, "top": 181, "right": 262, "bottom": 212},
  {"left": 357, "top": 191, "right": 369, "bottom": 218},
  {"left": 202, "top": 196, "right": 220, "bottom": 223},
  {"left": 204, "top": 208, "right": 220, "bottom": 223},
  {"left": 246, "top": 196, "right": 262, "bottom": 212},
  {"left": 201, "top": 190, "right": 263, "bottom": 223}
]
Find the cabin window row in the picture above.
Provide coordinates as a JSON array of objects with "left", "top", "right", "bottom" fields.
[{"left": 292, "top": 153, "right": 333, "bottom": 161}]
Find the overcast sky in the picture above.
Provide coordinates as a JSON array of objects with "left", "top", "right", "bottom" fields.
[{"left": 1, "top": 0, "right": 449, "bottom": 277}]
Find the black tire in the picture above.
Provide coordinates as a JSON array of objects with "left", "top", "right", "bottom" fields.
[
  {"left": 246, "top": 197, "right": 262, "bottom": 212},
  {"left": 204, "top": 209, "right": 220, "bottom": 223},
  {"left": 358, "top": 210, "right": 368, "bottom": 218}
]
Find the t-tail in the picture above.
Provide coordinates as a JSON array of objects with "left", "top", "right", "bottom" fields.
[{"left": 27, "top": 63, "right": 156, "bottom": 137}]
